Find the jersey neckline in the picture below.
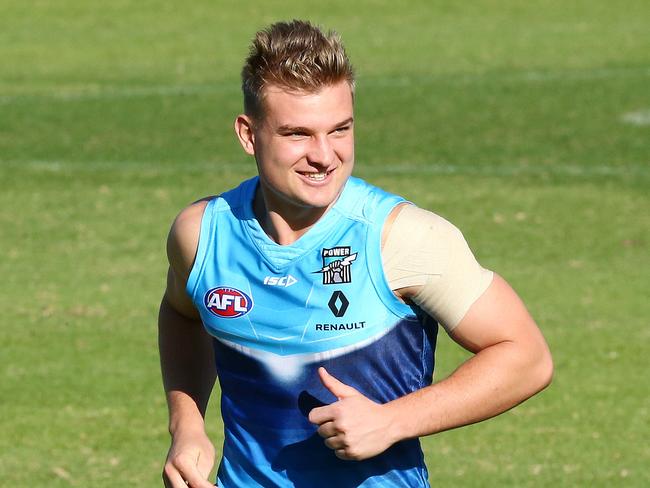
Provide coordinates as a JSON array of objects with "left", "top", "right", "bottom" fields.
[{"left": 239, "top": 176, "right": 360, "bottom": 269}]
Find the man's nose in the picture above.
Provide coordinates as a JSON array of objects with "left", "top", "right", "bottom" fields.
[{"left": 306, "top": 135, "right": 335, "bottom": 166}]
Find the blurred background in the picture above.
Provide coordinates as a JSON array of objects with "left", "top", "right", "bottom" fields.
[{"left": 1, "top": 1, "right": 648, "bottom": 485}]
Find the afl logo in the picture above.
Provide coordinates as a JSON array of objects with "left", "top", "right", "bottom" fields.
[{"left": 204, "top": 287, "right": 253, "bottom": 318}]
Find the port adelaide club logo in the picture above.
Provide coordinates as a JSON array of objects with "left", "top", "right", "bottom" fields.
[
  {"left": 204, "top": 286, "right": 253, "bottom": 319},
  {"left": 315, "top": 246, "right": 357, "bottom": 285}
]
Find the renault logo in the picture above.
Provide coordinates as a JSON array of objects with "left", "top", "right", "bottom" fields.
[{"left": 328, "top": 290, "right": 349, "bottom": 317}]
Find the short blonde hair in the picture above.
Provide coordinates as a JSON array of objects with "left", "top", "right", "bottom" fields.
[{"left": 241, "top": 20, "right": 355, "bottom": 120}]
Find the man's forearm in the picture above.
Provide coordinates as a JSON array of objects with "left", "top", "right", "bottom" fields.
[
  {"left": 158, "top": 297, "right": 217, "bottom": 433},
  {"left": 384, "top": 338, "right": 553, "bottom": 443}
]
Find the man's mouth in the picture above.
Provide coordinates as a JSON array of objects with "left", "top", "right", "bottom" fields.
[{"left": 298, "top": 168, "right": 334, "bottom": 181}]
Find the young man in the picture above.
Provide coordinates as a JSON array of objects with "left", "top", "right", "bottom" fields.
[{"left": 159, "top": 20, "right": 553, "bottom": 488}]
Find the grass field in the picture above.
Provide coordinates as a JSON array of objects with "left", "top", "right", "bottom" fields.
[{"left": 1, "top": 1, "right": 648, "bottom": 486}]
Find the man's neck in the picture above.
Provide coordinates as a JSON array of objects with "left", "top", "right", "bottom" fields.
[{"left": 253, "top": 187, "right": 329, "bottom": 246}]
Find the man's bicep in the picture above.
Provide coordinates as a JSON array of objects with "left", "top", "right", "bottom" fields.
[
  {"left": 449, "top": 274, "right": 546, "bottom": 354},
  {"left": 165, "top": 266, "right": 201, "bottom": 320}
]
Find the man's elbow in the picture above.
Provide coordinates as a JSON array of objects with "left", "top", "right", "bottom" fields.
[{"left": 532, "top": 342, "right": 554, "bottom": 393}]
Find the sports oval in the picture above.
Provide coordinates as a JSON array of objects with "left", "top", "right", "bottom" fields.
[{"left": 204, "top": 286, "right": 254, "bottom": 318}]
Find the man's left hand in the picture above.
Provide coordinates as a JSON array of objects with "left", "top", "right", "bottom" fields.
[{"left": 308, "top": 367, "right": 397, "bottom": 461}]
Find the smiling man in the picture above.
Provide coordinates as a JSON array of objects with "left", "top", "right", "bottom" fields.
[
  {"left": 236, "top": 81, "right": 355, "bottom": 243},
  {"left": 159, "top": 20, "right": 553, "bottom": 488}
]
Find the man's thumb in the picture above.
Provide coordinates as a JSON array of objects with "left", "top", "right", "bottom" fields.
[{"left": 318, "top": 367, "right": 358, "bottom": 399}]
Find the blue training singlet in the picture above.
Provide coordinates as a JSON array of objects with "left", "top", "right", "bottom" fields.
[{"left": 186, "top": 176, "right": 437, "bottom": 487}]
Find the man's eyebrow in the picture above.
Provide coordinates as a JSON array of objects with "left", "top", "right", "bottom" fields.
[
  {"left": 276, "top": 117, "right": 354, "bottom": 133},
  {"left": 333, "top": 117, "right": 354, "bottom": 128},
  {"left": 277, "top": 124, "right": 310, "bottom": 133}
]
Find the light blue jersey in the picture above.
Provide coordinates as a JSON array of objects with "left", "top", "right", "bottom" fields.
[{"left": 187, "top": 176, "right": 436, "bottom": 487}]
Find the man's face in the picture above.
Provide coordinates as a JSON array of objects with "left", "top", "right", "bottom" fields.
[{"left": 240, "top": 81, "right": 355, "bottom": 216}]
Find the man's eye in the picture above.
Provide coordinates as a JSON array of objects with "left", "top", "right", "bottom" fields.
[{"left": 334, "top": 126, "right": 350, "bottom": 133}]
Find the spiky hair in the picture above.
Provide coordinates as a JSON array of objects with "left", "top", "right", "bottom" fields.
[{"left": 241, "top": 20, "right": 355, "bottom": 120}]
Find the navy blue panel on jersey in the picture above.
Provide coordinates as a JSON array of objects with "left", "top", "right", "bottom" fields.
[{"left": 187, "top": 176, "right": 437, "bottom": 487}]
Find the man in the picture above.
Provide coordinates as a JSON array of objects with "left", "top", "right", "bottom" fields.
[{"left": 159, "top": 20, "right": 553, "bottom": 488}]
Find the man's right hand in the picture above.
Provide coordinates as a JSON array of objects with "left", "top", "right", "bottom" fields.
[{"left": 163, "top": 429, "right": 216, "bottom": 488}]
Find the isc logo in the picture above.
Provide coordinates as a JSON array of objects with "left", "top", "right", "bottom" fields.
[
  {"left": 204, "top": 287, "right": 253, "bottom": 318},
  {"left": 263, "top": 275, "right": 298, "bottom": 287}
]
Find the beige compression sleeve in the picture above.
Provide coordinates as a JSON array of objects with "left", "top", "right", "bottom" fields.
[{"left": 382, "top": 205, "right": 493, "bottom": 332}]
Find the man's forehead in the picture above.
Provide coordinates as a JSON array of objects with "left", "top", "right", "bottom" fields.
[
  {"left": 262, "top": 81, "right": 352, "bottom": 99},
  {"left": 260, "top": 82, "right": 354, "bottom": 126}
]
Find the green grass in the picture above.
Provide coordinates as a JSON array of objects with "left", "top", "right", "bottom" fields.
[{"left": 1, "top": 1, "right": 649, "bottom": 486}]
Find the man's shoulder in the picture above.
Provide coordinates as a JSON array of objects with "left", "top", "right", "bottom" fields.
[
  {"left": 392, "top": 204, "right": 460, "bottom": 233},
  {"left": 341, "top": 177, "right": 406, "bottom": 220},
  {"left": 346, "top": 176, "right": 394, "bottom": 197},
  {"left": 214, "top": 176, "right": 258, "bottom": 212},
  {"left": 173, "top": 197, "right": 214, "bottom": 235},
  {"left": 171, "top": 175, "right": 258, "bottom": 238},
  {"left": 167, "top": 199, "right": 212, "bottom": 277}
]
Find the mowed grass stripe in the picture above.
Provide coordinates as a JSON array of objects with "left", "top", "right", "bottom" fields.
[
  {"left": 1, "top": 65, "right": 649, "bottom": 102},
  {"left": 2, "top": 158, "right": 649, "bottom": 181}
]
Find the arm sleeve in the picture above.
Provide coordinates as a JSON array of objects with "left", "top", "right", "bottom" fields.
[{"left": 382, "top": 205, "right": 493, "bottom": 332}]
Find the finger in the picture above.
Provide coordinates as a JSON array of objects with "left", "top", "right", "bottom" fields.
[
  {"left": 318, "top": 367, "right": 358, "bottom": 399},
  {"left": 308, "top": 403, "right": 335, "bottom": 426},
  {"left": 316, "top": 420, "right": 338, "bottom": 438},
  {"left": 183, "top": 470, "right": 215, "bottom": 488},
  {"left": 335, "top": 448, "right": 353, "bottom": 461},
  {"left": 175, "top": 460, "right": 215, "bottom": 488},
  {"left": 324, "top": 435, "right": 345, "bottom": 450},
  {"left": 163, "top": 464, "right": 189, "bottom": 488}
]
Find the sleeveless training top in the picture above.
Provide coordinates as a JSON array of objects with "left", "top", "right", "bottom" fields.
[{"left": 187, "top": 176, "right": 437, "bottom": 487}]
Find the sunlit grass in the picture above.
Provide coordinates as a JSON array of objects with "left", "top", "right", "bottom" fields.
[{"left": 1, "top": 1, "right": 648, "bottom": 486}]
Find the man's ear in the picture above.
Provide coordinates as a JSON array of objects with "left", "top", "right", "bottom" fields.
[{"left": 234, "top": 114, "right": 256, "bottom": 156}]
